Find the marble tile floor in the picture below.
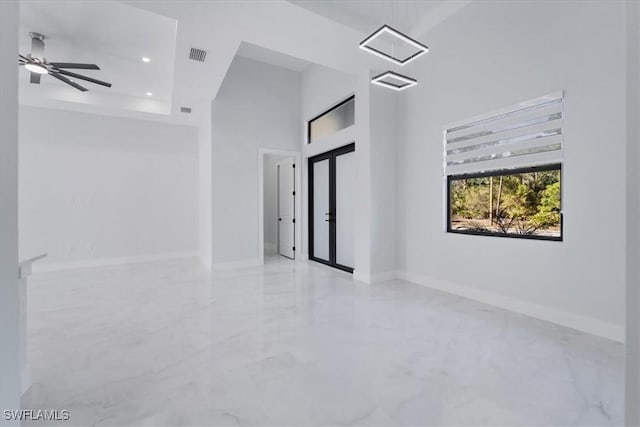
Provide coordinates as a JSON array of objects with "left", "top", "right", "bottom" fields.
[{"left": 22, "top": 256, "right": 624, "bottom": 426}]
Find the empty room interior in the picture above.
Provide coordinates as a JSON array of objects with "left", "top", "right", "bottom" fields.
[{"left": 1, "top": 0, "right": 639, "bottom": 426}]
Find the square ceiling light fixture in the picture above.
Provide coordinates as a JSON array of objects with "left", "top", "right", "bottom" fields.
[
  {"left": 359, "top": 24, "right": 429, "bottom": 66},
  {"left": 371, "top": 71, "right": 417, "bottom": 91}
]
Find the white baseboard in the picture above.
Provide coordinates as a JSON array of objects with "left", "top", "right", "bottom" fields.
[
  {"left": 353, "top": 270, "right": 370, "bottom": 283},
  {"left": 398, "top": 270, "right": 624, "bottom": 343},
  {"left": 353, "top": 270, "right": 399, "bottom": 284},
  {"left": 212, "top": 258, "right": 262, "bottom": 271},
  {"left": 33, "top": 251, "right": 198, "bottom": 273},
  {"left": 371, "top": 270, "right": 400, "bottom": 283}
]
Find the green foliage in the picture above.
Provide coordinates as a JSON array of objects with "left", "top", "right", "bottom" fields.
[
  {"left": 531, "top": 181, "right": 561, "bottom": 227},
  {"left": 450, "top": 168, "right": 561, "bottom": 235}
]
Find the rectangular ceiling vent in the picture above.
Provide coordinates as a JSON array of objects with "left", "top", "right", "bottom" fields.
[
  {"left": 189, "top": 48, "right": 207, "bottom": 62},
  {"left": 180, "top": 107, "right": 192, "bottom": 114}
]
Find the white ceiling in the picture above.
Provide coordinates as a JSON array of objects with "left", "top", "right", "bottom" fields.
[
  {"left": 17, "top": 0, "right": 471, "bottom": 126},
  {"left": 236, "top": 42, "right": 312, "bottom": 73},
  {"left": 19, "top": 0, "right": 177, "bottom": 116},
  {"left": 288, "top": 0, "right": 471, "bottom": 36}
]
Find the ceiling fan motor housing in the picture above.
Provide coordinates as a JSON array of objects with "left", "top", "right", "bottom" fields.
[
  {"left": 29, "top": 32, "right": 45, "bottom": 42},
  {"left": 19, "top": 31, "right": 112, "bottom": 92}
]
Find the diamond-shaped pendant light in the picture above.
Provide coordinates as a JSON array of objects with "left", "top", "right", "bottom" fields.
[
  {"left": 359, "top": 18, "right": 429, "bottom": 91},
  {"left": 359, "top": 24, "right": 429, "bottom": 66}
]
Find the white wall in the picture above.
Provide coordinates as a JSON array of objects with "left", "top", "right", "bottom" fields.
[
  {"left": 301, "top": 65, "right": 358, "bottom": 130},
  {"left": 0, "top": 0, "right": 21, "bottom": 423},
  {"left": 263, "top": 154, "right": 289, "bottom": 252},
  {"left": 626, "top": 0, "right": 640, "bottom": 423},
  {"left": 300, "top": 64, "right": 398, "bottom": 281},
  {"left": 212, "top": 56, "right": 301, "bottom": 266},
  {"left": 300, "top": 64, "right": 358, "bottom": 259},
  {"left": 19, "top": 107, "right": 199, "bottom": 270},
  {"left": 369, "top": 86, "right": 398, "bottom": 277},
  {"left": 396, "top": 0, "right": 627, "bottom": 341},
  {"left": 198, "top": 101, "right": 213, "bottom": 270}
]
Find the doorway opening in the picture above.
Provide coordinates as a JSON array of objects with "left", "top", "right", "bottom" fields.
[{"left": 258, "top": 149, "right": 302, "bottom": 265}]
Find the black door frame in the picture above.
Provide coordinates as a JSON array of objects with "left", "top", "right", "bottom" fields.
[{"left": 308, "top": 143, "right": 355, "bottom": 273}]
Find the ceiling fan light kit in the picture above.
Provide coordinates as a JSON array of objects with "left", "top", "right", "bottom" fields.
[
  {"left": 360, "top": 23, "right": 428, "bottom": 91},
  {"left": 18, "top": 32, "right": 112, "bottom": 92},
  {"left": 24, "top": 62, "right": 48, "bottom": 74}
]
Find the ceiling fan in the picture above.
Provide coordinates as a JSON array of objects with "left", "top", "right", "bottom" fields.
[{"left": 18, "top": 32, "right": 112, "bottom": 92}]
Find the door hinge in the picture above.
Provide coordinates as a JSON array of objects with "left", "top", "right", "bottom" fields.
[
  {"left": 292, "top": 246, "right": 295, "bottom": 251},
  {"left": 292, "top": 164, "right": 295, "bottom": 168},
  {"left": 292, "top": 218, "right": 295, "bottom": 223},
  {"left": 279, "top": 218, "right": 282, "bottom": 221},
  {"left": 292, "top": 191, "right": 296, "bottom": 196}
]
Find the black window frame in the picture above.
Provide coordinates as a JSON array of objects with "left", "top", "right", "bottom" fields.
[
  {"left": 307, "top": 95, "right": 355, "bottom": 144},
  {"left": 446, "top": 163, "right": 563, "bottom": 242}
]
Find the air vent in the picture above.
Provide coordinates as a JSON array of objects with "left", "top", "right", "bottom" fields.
[
  {"left": 180, "top": 107, "right": 192, "bottom": 114},
  {"left": 189, "top": 48, "right": 207, "bottom": 62}
]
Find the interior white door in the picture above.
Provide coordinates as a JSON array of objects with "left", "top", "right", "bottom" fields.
[
  {"left": 312, "top": 159, "right": 330, "bottom": 261},
  {"left": 335, "top": 151, "right": 355, "bottom": 268},
  {"left": 278, "top": 160, "right": 295, "bottom": 259}
]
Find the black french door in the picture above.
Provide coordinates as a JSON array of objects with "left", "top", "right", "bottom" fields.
[{"left": 308, "top": 143, "right": 355, "bottom": 273}]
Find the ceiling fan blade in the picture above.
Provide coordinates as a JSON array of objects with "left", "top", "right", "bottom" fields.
[
  {"left": 49, "top": 72, "right": 87, "bottom": 92},
  {"left": 30, "top": 73, "right": 41, "bottom": 84},
  {"left": 49, "top": 63, "right": 100, "bottom": 70},
  {"left": 54, "top": 69, "right": 111, "bottom": 88},
  {"left": 31, "top": 37, "right": 44, "bottom": 58},
  {"left": 19, "top": 54, "right": 30, "bottom": 61}
]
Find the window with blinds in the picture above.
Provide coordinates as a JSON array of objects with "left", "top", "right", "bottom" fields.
[{"left": 444, "top": 92, "right": 564, "bottom": 241}]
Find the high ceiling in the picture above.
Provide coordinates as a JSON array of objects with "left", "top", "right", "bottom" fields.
[
  {"left": 17, "top": 0, "right": 471, "bottom": 126},
  {"left": 288, "top": 0, "right": 471, "bottom": 36},
  {"left": 19, "top": 0, "right": 179, "bottom": 120},
  {"left": 236, "top": 42, "right": 312, "bottom": 73}
]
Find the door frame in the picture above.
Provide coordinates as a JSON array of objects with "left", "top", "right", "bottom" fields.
[
  {"left": 258, "top": 148, "right": 302, "bottom": 265},
  {"left": 308, "top": 143, "right": 355, "bottom": 273}
]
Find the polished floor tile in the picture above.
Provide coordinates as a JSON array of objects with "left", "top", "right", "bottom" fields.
[{"left": 23, "top": 256, "right": 624, "bottom": 426}]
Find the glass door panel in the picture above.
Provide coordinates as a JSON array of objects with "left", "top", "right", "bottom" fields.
[
  {"left": 312, "top": 159, "right": 330, "bottom": 262},
  {"left": 335, "top": 151, "right": 355, "bottom": 269}
]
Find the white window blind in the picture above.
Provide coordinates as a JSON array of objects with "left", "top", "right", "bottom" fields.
[{"left": 443, "top": 92, "right": 564, "bottom": 176}]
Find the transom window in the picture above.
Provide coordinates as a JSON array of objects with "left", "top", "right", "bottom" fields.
[{"left": 308, "top": 96, "right": 354, "bottom": 144}]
